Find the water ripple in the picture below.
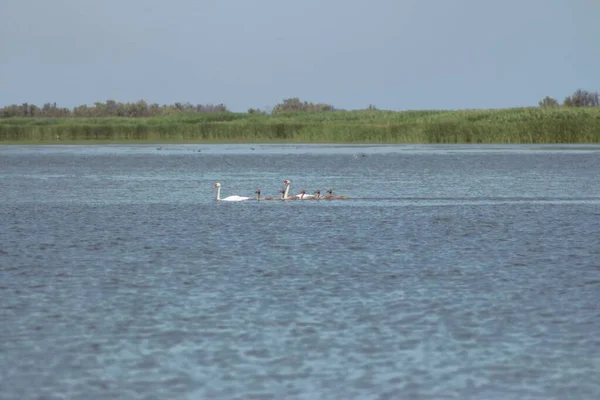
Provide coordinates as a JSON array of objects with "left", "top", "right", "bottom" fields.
[{"left": 0, "top": 145, "right": 599, "bottom": 399}]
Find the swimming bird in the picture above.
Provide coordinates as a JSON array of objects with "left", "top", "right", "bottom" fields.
[
  {"left": 255, "top": 188, "right": 282, "bottom": 201},
  {"left": 326, "top": 188, "right": 350, "bottom": 199},
  {"left": 314, "top": 189, "right": 335, "bottom": 199},
  {"left": 282, "top": 180, "right": 316, "bottom": 199},
  {"left": 282, "top": 179, "right": 293, "bottom": 200},
  {"left": 296, "top": 189, "right": 316, "bottom": 200},
  {"left": 213, "top": 182, "right": 250, "bottom": 202}
]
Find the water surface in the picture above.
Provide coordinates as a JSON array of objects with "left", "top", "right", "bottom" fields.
[{"left": 1, "top": 144, "right": 599, "bottom": 399}]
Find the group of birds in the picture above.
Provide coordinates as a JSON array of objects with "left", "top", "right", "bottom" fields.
[{"left": 213, "top": 179, "right": 350, "bottom": 202}]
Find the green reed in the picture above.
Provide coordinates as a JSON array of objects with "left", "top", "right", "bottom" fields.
[{"left": 1, "top": 108, "right": 599, "bottom": 143}]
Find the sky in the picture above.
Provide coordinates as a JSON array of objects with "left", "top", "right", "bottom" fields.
[{"left": 1, "top": 0, "right": 598, "bottom": 112}]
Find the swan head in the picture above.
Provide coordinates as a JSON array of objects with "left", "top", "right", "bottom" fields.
[
  {"left": 283, "top": 179, "right": 291, "bottom": 186},
  {"left": 213, "top": 182, "right": 222, "bottom": 188},
  {"left": 327, "top": 188, "right": 333, "bottom": 195},
  {"left": 255, "top": 188, "right": 261, "bottom": 194},
  {"left": 300, "top": 189, "right": 306, "bottom": 195},
  {"left": 314, "top": 189, "right": 320, "bottom": 195}
]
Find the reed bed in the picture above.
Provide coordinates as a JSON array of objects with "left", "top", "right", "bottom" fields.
[{"left": 1, "top": 108, "right": 599, "bottom": 143}]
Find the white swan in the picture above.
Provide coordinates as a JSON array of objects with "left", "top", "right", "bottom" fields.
[
  {"left": 296, "top": 189, "right": 316, "bottom": 200},
  {"left": 283, "top": 179, "right": 293, "bottom": 200},
  {"left": 213, "top": 182, "right": 250, "bottom": 202},
  {"left": 282, "top": 180, "right": 315, "bottom": 199}
]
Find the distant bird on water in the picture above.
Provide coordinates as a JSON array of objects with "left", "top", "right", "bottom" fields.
[{"left": 213, "top": 182, "right": 250, "bottom": 202}]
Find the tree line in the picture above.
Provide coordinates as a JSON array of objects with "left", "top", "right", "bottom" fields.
[
  {"left": 0, "top": 100, "right": 230, "bottom": 118},
  {"left": 0, "top": 97, "right": 339, "bottom": 118},
  {"left": 539, "top": 89, "right": 599, "bottom": 108},
  {"left": 0, "top": 89, "right": 598, "bottom": 118}
]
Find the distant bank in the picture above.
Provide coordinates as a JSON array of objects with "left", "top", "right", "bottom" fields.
[{"left": 1, "top": 108, "right": 599, "bottom": 144}]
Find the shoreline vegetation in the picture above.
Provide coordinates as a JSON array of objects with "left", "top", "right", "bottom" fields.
[{"left": 1, "top": 93, "right": 599, "bottom": 144}]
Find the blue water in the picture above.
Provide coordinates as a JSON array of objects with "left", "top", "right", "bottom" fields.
[{"left": 1, "top": 144, "right": 599, "bottom": 399}]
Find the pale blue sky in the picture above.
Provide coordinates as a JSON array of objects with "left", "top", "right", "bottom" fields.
[{"left": 1, "top": 0, "right": 598, "bottom": 111}]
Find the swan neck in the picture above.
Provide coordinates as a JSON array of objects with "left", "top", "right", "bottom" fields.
[
  {"left": 216, "top": 186, "right": 221, "bottom": 201},
  {"left": 284, "top": 184, "right": 290, "bottom": 199}
]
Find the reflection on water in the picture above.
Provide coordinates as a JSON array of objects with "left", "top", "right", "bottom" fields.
[{"left": 1, "top": 144, "right": 599, "bottom": 399}]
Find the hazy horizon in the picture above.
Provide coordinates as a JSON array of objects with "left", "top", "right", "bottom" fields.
[{"left": 1, "top": 0, "right": 598, "bottom": 112}]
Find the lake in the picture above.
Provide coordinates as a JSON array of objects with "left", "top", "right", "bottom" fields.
[{"left": 1, "top": 144, "right": 599, "bottom": 399}]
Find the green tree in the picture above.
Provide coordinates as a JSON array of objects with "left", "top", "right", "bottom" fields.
[
  {"left": 539, "top": 96, "right": 559, "bottom": 108},
  {"left": 272, "top": 97, "right": 335, "bottom": 113},
  {"left": 563, "top": 89, "right": 599, "bottom": 107}
]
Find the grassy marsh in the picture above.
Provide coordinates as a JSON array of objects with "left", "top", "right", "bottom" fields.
[{"left": 1, "top": 107, "right": 599, "bottom": 144}]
